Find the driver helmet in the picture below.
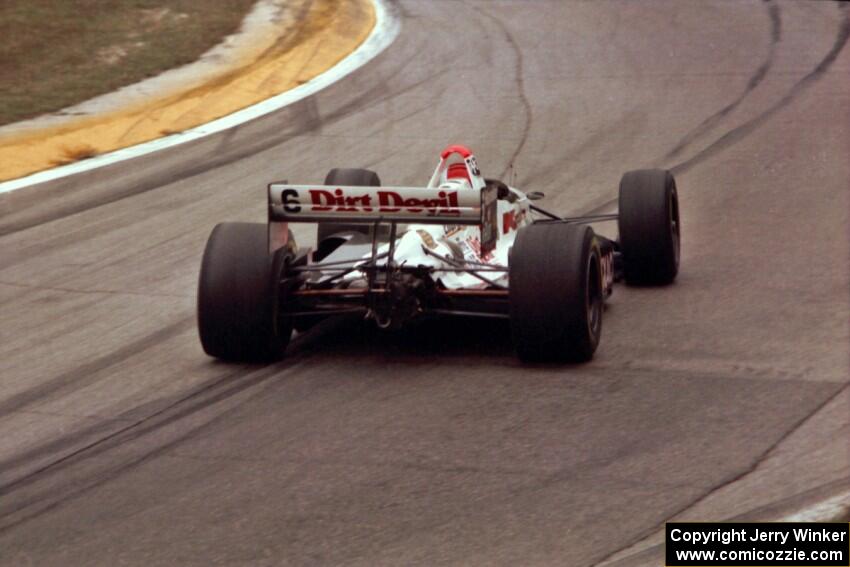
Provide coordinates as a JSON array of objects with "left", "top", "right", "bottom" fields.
[
  {"left": 440, "top": 162, "right": 472, "bottom": 191},
  {"left": 446, "top": 162, "right": 471, "bottom": 182}
]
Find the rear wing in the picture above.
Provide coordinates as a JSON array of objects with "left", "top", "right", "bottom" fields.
[
  {"left": 268, "top": 146, "right": 499, "bottom": 254},
  {"left": 269, "top": 184, "right": 494, "bottom": 226}
]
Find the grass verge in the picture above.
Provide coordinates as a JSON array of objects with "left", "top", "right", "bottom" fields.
[{"left": 0, "top": 0, "right": 257, "bottom": 125}]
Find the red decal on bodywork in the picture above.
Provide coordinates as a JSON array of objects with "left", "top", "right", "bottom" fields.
[{"left": 502, "top": 211, "right": 518, "bottom": 234}]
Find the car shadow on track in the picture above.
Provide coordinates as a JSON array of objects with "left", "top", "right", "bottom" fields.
[
  {"left": 287, "top": 315, "right": 519, "bottom": 362},
  {"left": 285, "top": 315, "right": 599, "bottom": 370}
]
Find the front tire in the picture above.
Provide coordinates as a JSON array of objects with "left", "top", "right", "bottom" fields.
[
  {"left": 197, "top": 222, "right": 292, "bottom": 362},
  {"left": 509, "top": 223, "right": 603, "bottom": 362},
  {"left": 317, "top": 168, "right": 381, "bottom": 243},
  {"left": 618, "top": 169, "right": 680, "bottom": 285}
]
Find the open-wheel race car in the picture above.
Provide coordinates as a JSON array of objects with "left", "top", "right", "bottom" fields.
[{"left": 197, "top": 144, "right": 680, "bottom": 363}]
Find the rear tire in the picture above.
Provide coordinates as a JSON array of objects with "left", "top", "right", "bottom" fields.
[
  {"left": 509, "top": 223, "right": 603, "bottom": 362},
  {"left": 618, "top": 169, "right": 680, "bottom": 285},
  {"left": 197, "top": 222, "right": 292, "bottom": 362},
  {"left": 317, "top": 168, "right": 381, "bottom": 243}
]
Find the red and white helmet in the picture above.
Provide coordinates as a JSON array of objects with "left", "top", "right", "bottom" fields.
[
  {"left": 428, "top": 144, "right": 484, "bottom": 191},
  {"left": 440, "top": 162, "right": 472, "bottom": 191}
]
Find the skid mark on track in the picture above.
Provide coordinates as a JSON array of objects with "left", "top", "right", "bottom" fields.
[
  {"left": 521, "top": 108, "right": 650, "bottom": 193},
  {"left": 0, "top": 324, "right": 331, "bottom": 531},
  {"left": 591, "top": 380, "right": 850, "bottom": 567},
  {"left": 580, "top": 2, "right": 849, "bottom": 216},
  {"left": 663, "top": 1, "right": 782, "bottom": 161},
  {"left": 0, "top": 201, "right": 200, "bottom": 272},
  {"left": 0, "top": 280, "right": 190, "bottom": 300},
  {"left": 0, "top": 361, "right": 293, "bottom": 534},
  {"left": 469, "top": 6, "right": 533, "bottom": 180},
  {"left": 0, "top": 317, "right": 195, "bottom": 419},
  {"left": 0, "top": 344, "right": 308, "bottom": 485},
  {"left": 670, "top": 3, "right": 849, "bottom": 175}
]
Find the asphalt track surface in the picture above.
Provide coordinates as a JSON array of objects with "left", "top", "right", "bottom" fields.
[{"left": 1, "top": 1, "right": 848, "bottom": 565}]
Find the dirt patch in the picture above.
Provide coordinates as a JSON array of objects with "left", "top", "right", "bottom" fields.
[
  {"left": 0, "top": 0, "right": 257, "bottom": 125},
  {"left": 51, "top": 144, "right": 98, "bottom": 167}
]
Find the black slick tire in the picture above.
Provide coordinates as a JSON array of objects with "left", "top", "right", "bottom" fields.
[
  {"left": 617, "top": 169, "right": 680, "bottom": 285},
  {"left": 317, "top": 168, "right": 381, "bottom": 243},
  {"left": 197, "top": 222, "right": 292, "bottom": 362},
  {"left": 509, "top": 223, "right": 603, "bottom": 362}
]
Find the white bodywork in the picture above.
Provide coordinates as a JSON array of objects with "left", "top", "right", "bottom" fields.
[
  {"left": 365, "top": 191, "right": 530, "bottom": 288},
  {"left": 268, "top": 145, "right": 534, "bottom": 289}
]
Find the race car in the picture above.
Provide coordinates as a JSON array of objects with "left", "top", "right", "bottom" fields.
[{"left": 197, "top": 144, "right": 680, "bottom": 363}]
